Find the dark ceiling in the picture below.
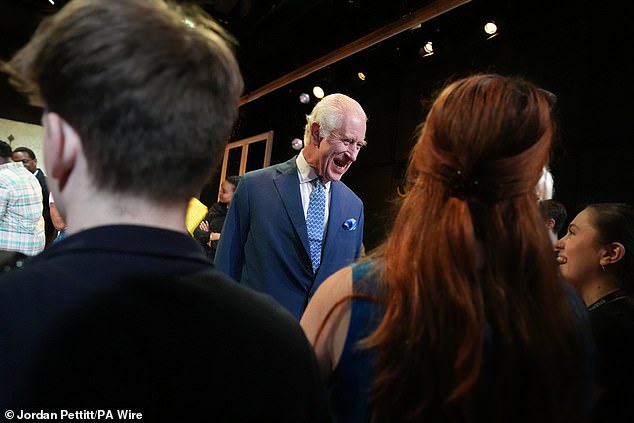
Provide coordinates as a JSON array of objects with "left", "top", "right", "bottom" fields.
[
  {"left": 0, "top": 0, "right": 456, "bottom": 122},
  {"left": 2, "top": 0, "right": 633, "bottom": 241},
  {"left": 1, "top": 0, "right": 632, "bottom": 140},
  {"left": 1, "top": 0, "right": 593, "bottom": 121},
  {"left": 203, "top": 0, "right": 440, "bottom": 91}
]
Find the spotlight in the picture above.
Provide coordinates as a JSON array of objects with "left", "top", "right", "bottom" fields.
[
  {"left": 357, "top": 72, "right": 366, "bottom": 81},
  {"left": 291, "top": 138, "right": 304, "bottom": 150},
  {"left": 299, "top": 93, "right": 310, "bottom": 104},
  {"left": 313, "top": 86, "right": 325, "bottom": 99},
  {"left": 419, "top": 41, "right": 434, "bottom": 57},
  {"left": 484, "top": 21, "right": 498, "bottom": 39},
  {"left": 182, "top": 18, "right": 195, "bottom": 29}
]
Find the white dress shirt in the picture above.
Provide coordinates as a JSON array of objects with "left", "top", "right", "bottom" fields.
[{"left": 296, "top": 151, "right": 330, "bottom": 224}]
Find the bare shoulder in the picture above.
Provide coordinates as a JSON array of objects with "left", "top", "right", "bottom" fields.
[{"left": 301, "top": 266, "right": 354, "bottom": 377}]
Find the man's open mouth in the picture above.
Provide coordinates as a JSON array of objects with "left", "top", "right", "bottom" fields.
[{"left": 333, "top": 157, "right": 349, "bottom": 168}]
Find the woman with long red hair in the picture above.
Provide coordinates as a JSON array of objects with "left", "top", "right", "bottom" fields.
[{"left": 301, "top": 74, "right": 592, "bottom": 422}]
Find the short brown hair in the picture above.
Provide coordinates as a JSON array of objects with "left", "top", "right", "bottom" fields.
[
  {"left": 539, "top": 199, "right": 567, "bottom": 235},
  {"left": 3, "top": 0, "right": 243, "bottom": 202}
]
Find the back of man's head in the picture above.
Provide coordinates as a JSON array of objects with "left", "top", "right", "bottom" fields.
[
  {"left": 0, "top": 141, "right": 12, "bottom": 161},
  {"left": 4, "top": 0, "right": 243, "bottom": 202}
]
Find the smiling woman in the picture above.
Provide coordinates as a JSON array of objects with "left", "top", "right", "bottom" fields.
[
  {"left": 555, "top": 203, "right": 634, "bottom": 421},
  {"left": 556, "top": 203, "right": 634, "bottom": 305}
]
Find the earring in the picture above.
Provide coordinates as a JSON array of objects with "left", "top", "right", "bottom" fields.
[{"left": 601, "top": 264, "right": 607, "bottom": 272}]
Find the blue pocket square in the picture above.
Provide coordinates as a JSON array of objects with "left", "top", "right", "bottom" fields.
[{"left": 342, "top": 218, "right": 357, "bottom": 231}]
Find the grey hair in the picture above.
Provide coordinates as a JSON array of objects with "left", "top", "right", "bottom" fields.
[
  {"left": 535, "top": 166, "right": 554, "bottom": 201},
  {"left": 303, "top": 93, "right": 366, "bottom": 141}
]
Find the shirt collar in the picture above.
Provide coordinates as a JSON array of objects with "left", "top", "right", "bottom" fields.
[
  {"left": 39, "top": 225, "right": 210, "bottom": 264},
  {"left": 0, "top": 161, "right": 25, "bottom": 171},
  {"left": 296, "top": 151, "right": 331, "bottom": 190}
]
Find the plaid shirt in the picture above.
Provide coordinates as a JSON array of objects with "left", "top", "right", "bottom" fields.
[{"left": 0, "top": 161, "right": 45, "bottom": 255}]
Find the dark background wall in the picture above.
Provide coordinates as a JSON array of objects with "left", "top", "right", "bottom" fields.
[
  {"left": 1, "top": 0, "right": 632, "bottom": 251},
  {"left": 218, "top": 1, "right": 634, "bottom": 251}
]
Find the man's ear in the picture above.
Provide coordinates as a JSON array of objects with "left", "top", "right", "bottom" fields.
[
  {"left": 310, "top": 122, "right": 321, "bottom": 147},
  {"left": 545, "top": 218, "right": 556, "bottom": 231},
  {"left": 43, "top": 112, "right": 81, "bottom": 191},
  {"left": 600, "top": 242, "right": 626, "bottom": 266}
]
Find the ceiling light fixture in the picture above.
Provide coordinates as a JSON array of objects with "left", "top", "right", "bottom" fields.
[
  {"left": 299, "top": 93, "right": 310, "bottom": 104},
  {"left": 182, "top": 18, "right": 195, "bottom": 29},
  {"left": 420, "top": 41, "right": 434, "bottom": 57},
  {"left": 291, "top": 138, "right": 303, "bottom": 150},
  {"left": 484, "top": 21, "right": 498, "bottom": 39},
  {"left": 313, "top": 86, "right": 325, "bottom": 99}
]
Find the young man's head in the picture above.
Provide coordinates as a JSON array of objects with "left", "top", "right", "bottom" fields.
[
  {"left": 539, "top": 199, "right": 568, "bottom": 237},
  {"left": 11, "top": 147, "right": 38, "bottom": 173},
  {"left": 3, "top": 0, "right": 243, "bottom": 203}
]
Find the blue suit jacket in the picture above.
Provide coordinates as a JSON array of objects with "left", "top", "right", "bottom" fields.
[{"left": 215, "top": 157, "right": 364, "bottom": 318}]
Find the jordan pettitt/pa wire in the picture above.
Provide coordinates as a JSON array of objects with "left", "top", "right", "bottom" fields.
[{"left": 4, "top": 409, "right": 143, "bottom": 420}]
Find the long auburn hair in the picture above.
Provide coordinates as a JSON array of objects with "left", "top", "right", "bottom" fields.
[{"left": 365, "top": 74, "right": 587, "bottom": 421}]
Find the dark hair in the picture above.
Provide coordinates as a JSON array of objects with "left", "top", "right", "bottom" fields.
[
  {"left": 3, "top": 0, "right": 243, "bottom": 202},
  {"left": 0, "top": 141, "right": 12, "bottom": 159},
  {"left": 586, "top": 203, "right": 634, "bottom": 293},
  {"left": 225, "top": 175, "right": 241, "bottom": 190},
  {"left": 539, "top": 199, "right": 568, "bottom": 235},
  {"left": 11, "top": 146, "right": 36, "bottom": 160},
  {"left": 366, "top": 74, "right": 585, "bottom": 421}
]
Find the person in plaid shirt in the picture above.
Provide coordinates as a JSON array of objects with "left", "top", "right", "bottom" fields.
[{"left": 0, "top": 140, "right": 44, "bottom": 256}]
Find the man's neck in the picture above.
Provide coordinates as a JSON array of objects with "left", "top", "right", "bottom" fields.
[
  {"left": 52, "top": 153, "right": 189, "bottom": 235},
  {"left": 296, "top": 150, "right": 318, "bottom": 182},
  {"left": 62, "top": 189, "right": 189, "bottom": 236}
]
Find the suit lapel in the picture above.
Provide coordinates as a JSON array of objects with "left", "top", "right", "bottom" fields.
[{"left": 273, "top": 158, "right": 311, "bottom": 257}]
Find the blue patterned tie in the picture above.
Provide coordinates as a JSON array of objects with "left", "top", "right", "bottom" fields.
[{"left": 306, "top": 178, "right": 326, "bottom": 274}]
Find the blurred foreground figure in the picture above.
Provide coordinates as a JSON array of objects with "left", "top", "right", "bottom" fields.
[
  {"left": 0, "top": 1, "right": 329, "bottom": 420},
  {"left": 302, "top": 74, "right": 592, "bottom": 422}
]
